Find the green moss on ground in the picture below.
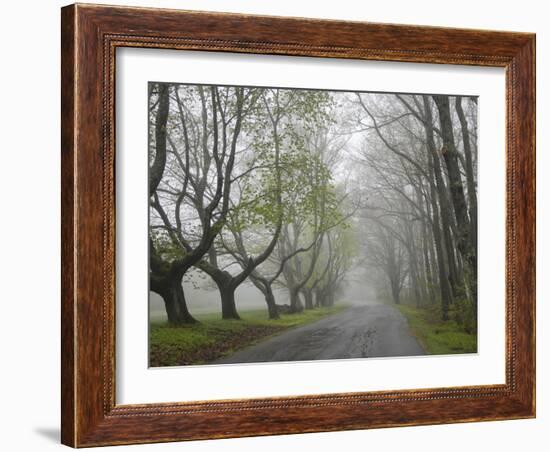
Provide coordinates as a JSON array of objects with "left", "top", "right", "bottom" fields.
[
  {"left": 149, "top": 305, "right": 348, "bottom": 367},
  {"left": 396, "top": 304, "right": 477, "bottom": 355}
]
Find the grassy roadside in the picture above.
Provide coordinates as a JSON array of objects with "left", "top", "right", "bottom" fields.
[
  {"left": 150, "top": 304, "right": 348, "bottom": 367},
  {"left": 396, "top": 304, "right": 477, "bottom": 355}
]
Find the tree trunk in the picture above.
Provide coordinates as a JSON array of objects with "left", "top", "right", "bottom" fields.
[
  {"left": 171, "top": 280, "right": 197, "bottom": 324},
  {"left": 302, "top": 288, "right": 314, "bottom": 310},
  {"left": 160, "top": 287, "right": 181, "bottom": 325},
  {"left": 421, "top": 207, "right": 436, "bottom": 305},
  {"left": 149, "top": 84, "right": 170, "bottom": 195},
  {"left": 428, "top": 174, "right": 451, "bottom": 321},
  {"left": 289, "top": 287, "right": 304, "bottom": 313},
  {"left": 314, "top": 287, "right": 325, "bottom": 307},
  {"left": 455, "top": 96, "right": 478, "bottom": 251},
  {"left": 389, "top": 276, "right": 401, "bottom": 304},
  {"left": 422, "top": 96, "right": 453, "bottom": 320},
  {"left": 442, "top": 220, "right": 460, "bottom": 298},
  {"left": 153, "top": 279, "right": 197, "bottom": 325},
  {"left": 264, "top": 285, "right": 280, "bottom": 319},
  {"left": 195, "top": 261, "right": 241, "bottom": 320},
  {"left": 433, "top": 95, "right": 471, "bottom": 241},
  {"left": 250, "top": 274, "right": 280, "bottom": 319},
  {"left": 432, "top": 95, "right": 477, "bottom": 320},
  {"left": 220, "top": 284, "right": 240, "bottom": 320},
  {"left": 330, "top": 289, "right": 337, "bottom": 306},
  {"left": 404, "top": 220, "right": 423, "bottom": 307}
]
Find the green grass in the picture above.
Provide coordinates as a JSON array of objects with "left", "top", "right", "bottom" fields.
[
  {"left": 396, "top": 304, "right": 477, "bottom": 355},
  {"left": 150, "top": 304, "right": 348, "bottom": 367}
]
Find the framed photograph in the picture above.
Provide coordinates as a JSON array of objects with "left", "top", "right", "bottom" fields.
[{"left": 61, "top": 3, "right": 535, "bottom": 447}]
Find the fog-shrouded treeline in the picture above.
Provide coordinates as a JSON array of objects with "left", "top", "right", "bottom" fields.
[
  {"left": 354, "top": 92, "right": 478, "bottom": 333},
  {"left": 149, "top": 83, "right": 478, "bottom": 333}
]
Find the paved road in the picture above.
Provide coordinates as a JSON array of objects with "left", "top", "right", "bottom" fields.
[{"left": 215, "top": 301, "right": 425, "bottom": 364}]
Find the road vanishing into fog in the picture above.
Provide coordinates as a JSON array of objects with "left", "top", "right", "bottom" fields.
[{"left": 215, "top": 301, "right": 425, "bottom": 364}]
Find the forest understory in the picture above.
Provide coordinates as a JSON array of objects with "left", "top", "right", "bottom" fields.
[{"left": 397, "top": 303, "right": 477, "bottom": 355}]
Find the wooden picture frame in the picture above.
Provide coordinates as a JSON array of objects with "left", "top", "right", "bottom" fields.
[{"left": 61, "top": 3, "right": 535, "bottom": 447}]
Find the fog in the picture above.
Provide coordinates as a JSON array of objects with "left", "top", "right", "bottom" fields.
[{"left": 149, "top": 269, "right": 375, "bottom": 322}]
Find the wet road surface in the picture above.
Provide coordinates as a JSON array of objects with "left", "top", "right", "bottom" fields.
[{"left": 215, "top": 301, "right": 425, "bottom": 364}]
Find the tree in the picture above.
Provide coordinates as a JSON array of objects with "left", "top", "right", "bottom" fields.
[
  {"left": 352, "top": 91, "right": 477, "bottom": 329},
  {"left": 149, "top": 84, "right": 253, "bottom": 324},
  {"left": 203, "top": 89, "right": 343, "bottom": 318},
  {"left": 274, "top": 129, "right": 348, "bottom": 313},
  {"left": 432, "top": 95, "right": 477, "bottom": 322}
]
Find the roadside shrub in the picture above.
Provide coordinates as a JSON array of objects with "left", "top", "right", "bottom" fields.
[{"left": 451, "top": 298, "right": 477, "bottom": 334}]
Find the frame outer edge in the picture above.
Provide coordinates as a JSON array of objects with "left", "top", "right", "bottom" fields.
[
  {"left": 61, "top": 3, "right": 77, "bottom": 448},
  {"left": 515, "top": 35, "right": 536, "bottom": 415},
  {"left": 531, "top": 35, "right": 536, "bottom": 417}
]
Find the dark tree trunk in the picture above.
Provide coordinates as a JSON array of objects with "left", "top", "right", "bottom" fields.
[
  {"left": 328, "top": 289, "right": 336, "bottom": 306},
  {"left": 250, "top": 274, "right": 280, "bottom": 319},
  {"left": 427, "top": 222, "right": 439, "bottom": 295},
  {"left": 419, "top": 97, "right": 460, "bottom": 301},
  {"left": 422, "top": 96, "right": 453, "bottom": 320},
  {"left": 289, "top": 288, "right": 304, "bottom": 313},
  {"left": 149, "top": 240, "right": 197, "bottom": 325},
  {"left": 455, "top": 96, "right": 478, "bottom": 252},
  {"left": 413, "top": 180, "right": 435, "bottom": 305},
  {"left": 433, "top": 95, "right": 471, "bottom": 238},
  {"left": 442, "top": 220, "right": 459, "bottom": 298},
  {"left": 152, "top": 278, "right": 197, "bottom": 325},
  {"left": 171, "top": 280, "right": 197, "bottom": 324},
  {"left": 421, "top": 204, "right": 436, "bottom": 305},
  {"left": 220, "top": 285, "right": 240, "bottom": 320},
  {"left": 149, "top": 84, "right": 170, "bottom": 195},
  {"left": 432, "top": 95, "right": 477, "bottom": 320},
  {"left": 389, "top": 276, "right": 401, "bottom": 305},
  {"left": 264, "top": 285, "right": 280, "bottom": 319},
  {"left": 302, "top": 288, "right": 314, "bottom": 310},
  {"left": 194, "top": 261, "right": 241, "bottom": 320},
  {"left": 409, "top": 252, "right": 422, "bottom": 307},
  {"left": 431, "top": 144, "right": 459, "bottom": 299},
  {"left": 314, "top": 287, "right": 325, "bottom": 307},
  {"left": 404, "top": 220, "right": 423, "bottom": 307},
  {"left": 428, "top": 167, "right": 451, "bottom": 321},
  {"left": 212, "top": 273, "right": 240, "bottom": 320},
  {"left": 160, "top": 287, "right": 181, "bottom": 325}
]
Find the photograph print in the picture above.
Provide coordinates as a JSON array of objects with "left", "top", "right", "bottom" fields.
[{"left": 148, "top": 82, "right": 478, "bottom": 367}]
